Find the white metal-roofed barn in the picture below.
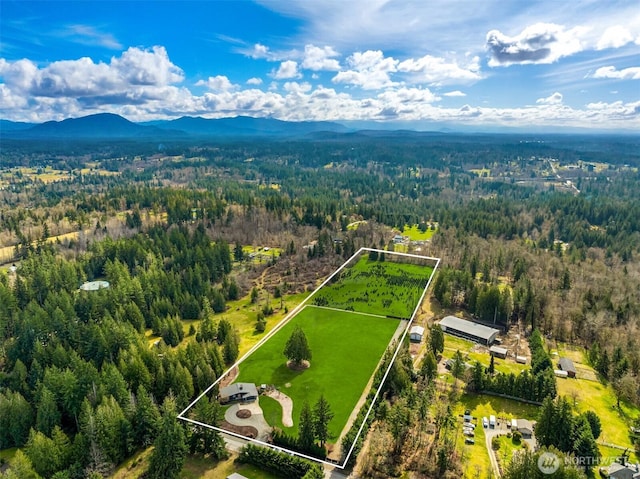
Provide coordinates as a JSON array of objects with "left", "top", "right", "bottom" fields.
[{"left": 438, "top": 316, "right": 500, "bottom": 345}]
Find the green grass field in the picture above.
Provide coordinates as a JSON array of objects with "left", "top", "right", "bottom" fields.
[
  {"left": 402, "top": 223, "right": 437, "bottom": 240},
  {"left": 442, "top": 335, "right": 529, "bottom": 375},
  {"left": 235, "top": 305, "right": 401, "bottom": 440},
  {"left": 312, "top": 255, "right": 434, "bottom": 318}
]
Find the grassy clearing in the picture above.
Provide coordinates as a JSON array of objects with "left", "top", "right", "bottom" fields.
[
  {"left": 236, "top": 305, "right": 400, "bottom": 439},
  {"left": 599, "top": 445, "right": 638, "bottom": 465},
  {"left": 442, "top": 335, "right": 529, "bottom": 376},
  {"left": 312, "top": 255, "right": 434, "bottom": 318},
  {"left": 402, "top": 223, "right": 437, "bottom": 240},
  {"left": 181, "top": 454, "right": 281, "bottom": 479},
  {"left": 557, "top": 376, "right": 639, "bottom": 448}
]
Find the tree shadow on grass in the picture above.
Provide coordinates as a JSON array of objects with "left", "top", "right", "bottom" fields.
[{"left": 270, "top": 362, "right": 306, "bottom": 385}]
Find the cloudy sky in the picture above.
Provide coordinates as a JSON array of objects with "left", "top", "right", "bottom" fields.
[{"left": 1, "top": 0, "right": 639, "bottom": 130}]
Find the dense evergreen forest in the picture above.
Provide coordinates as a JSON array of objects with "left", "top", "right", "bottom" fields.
[{"left": 0, "top": 133, "right": 639, "bottom": 478}]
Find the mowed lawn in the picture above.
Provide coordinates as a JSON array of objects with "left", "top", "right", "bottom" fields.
[
  {"left": 235, "top": 305, "right": 401, "bottom": 440},
  {"left": 312, "top": 255, "right": 434, "bottom": 318}
]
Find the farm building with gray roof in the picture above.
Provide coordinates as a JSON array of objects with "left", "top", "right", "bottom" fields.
[{"left": 438, "top": 316, "right": 500, "bottom": 345}]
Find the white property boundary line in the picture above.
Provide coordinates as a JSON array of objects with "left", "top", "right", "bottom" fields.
[{"left": 178, "top": 247, "right": 441, "bottom": 469}]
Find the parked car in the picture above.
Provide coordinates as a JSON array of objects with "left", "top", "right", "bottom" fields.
[
  {"left": 463, "top": 429, "right": 475, "bottom": 437},
  {"left": 482, "top": 417, "right": 489, "bottom": 428},
  {"left": 465, "top": 438, "right": 475, "bottom": 445}
]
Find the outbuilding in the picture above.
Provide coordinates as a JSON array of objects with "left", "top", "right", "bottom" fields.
[
  {"left": 558, "top": 357, "right": 577, "bottom": 378},
  {"left": 410, "top": 325, "right": 425, "bottom": 342},
  {"left": 516, "top": 355, "right": 527, "bottom": 364},
  {"left": 438, "top": 316, "right": 500, "bottom": 345},
  {"left": 489, "top": 345, "right": 508, "bottom": 359}
]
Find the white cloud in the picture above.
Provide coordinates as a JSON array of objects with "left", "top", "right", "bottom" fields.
[
  {"left": 301, "top": 44, "right": 340, "bottom": 71},
  {"left": 62, "top": 24, "right": 122, "bottom": 50},
  {"left": 536, "top": 92, "right": 563, "bottom": 105},
  {"left": 486, "top": 23, "right": 587, "bottom": 66},
  {"left": 593, "top": 66, "right": 640, "bottom": 80},
  {"left": 443, "top": 90, "right": 466, "bottom": 97},
  {"left": 271, "top": 60, "right": 301, "bottom": 79},
  {"left": 398, "top": 54, "right": 481, "bottom": 84},
  {"left": 283, "top": 81, "right": 312, "bottom": 93},
  {"left": 111, "top": 46, "right": 184, "bottom": 86},
  {"left": 246, "top": 77, "right": 263, "bottom": 85},
  {"left": 248, "top": 43, "right": 271, "bottom": 59},
  {"left": 596, "top": 26, "right": 634, "bottom": 50},
  {"left": 332, "top": 50, "right": 399, "bottom": 89},
  {"left": 195, "top": 75, "right": 237, "bottom": 91}
]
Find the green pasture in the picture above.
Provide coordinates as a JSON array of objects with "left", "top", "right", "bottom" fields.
[
  {"left": 557, "top": 376, "right": 639, "bottom": 448},
  {"left": 402, "top": 223, "right": 437, "bottom": 240},
  {"left": 442, "top": 335, "right": 529, "bottom": 375},
  {"left": 311, "top": 255, "right": 434, "bottom": 318},
  {"left": 235, "top": 305, "right": 401, "bottom": 440}
]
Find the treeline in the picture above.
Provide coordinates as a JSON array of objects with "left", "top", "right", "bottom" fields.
[{"left": 471, "top": 330, "right": 557, "bottom": 403}]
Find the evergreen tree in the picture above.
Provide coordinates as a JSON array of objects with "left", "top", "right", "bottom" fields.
[
  {"left": 420, "top": 351, "right": 438, "bottom": 383},
  {"left": 580, "top": 411, "right": 601, "bottom": 440},
  {"left": 451, "top": 350, "right": 466, "bottom": 380},
  {"left": 147, "top": 396, "right": 187, "bottom": 479},
  {"left": 0, "top": 450, "right": 42, "bottom": 479},
  {"left": 470, "top": 361, "right": 485, "bottom": 392},
  {"left": 35, "top": 386, "right": 61, "bottom": 436},
  {"left": 284, "top": 326, "right": 312, "bottom": 367},
  {"left": 298, "top": 402, "right": 315, "bottom": 451},
  {"left": 429, "top": 325, "right": 444, "bottom": 356},
  {"left": 312, "top": 395, "right": 334, "bottom": 448},
  {"left": 133, "top": 385, "right": 160, "bottom": 447},
  {"left": 188, "top": 396, "right": 227, "bottom": 459}
]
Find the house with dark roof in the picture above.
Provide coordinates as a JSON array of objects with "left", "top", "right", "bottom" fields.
[
  {"left": 558, "top": 357, "right": 577, "bottom": 378},
  {"left": 516, "top": 419, "right": 534, "bottom": 438},
  {"left": 438, "top": 316, "right": 500, "bottom": 345},
  {"left": 218, "top": 383, "right": 259, "bottom": 404}
]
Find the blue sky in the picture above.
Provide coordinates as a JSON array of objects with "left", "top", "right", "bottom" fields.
[{"left": 1, "top": 0, "right": 639, "bottom": 130}]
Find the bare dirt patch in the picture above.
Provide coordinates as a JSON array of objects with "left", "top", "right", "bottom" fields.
[
  {"left": 236, "top": 409, "right": 252, "bottom": 419},
  {"left": 219, "top": 420, "right": 258, "bottom": 439},
  {"left": 220, "top": 366, "right": 239, "bottom": 388},
  {"left": 286, "top": 360, "right": 310, "bottom": 371}
]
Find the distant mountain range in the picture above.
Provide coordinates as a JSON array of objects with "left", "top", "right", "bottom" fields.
[{"left": 0, "top": 113, "right": 351, "bottom": 140}]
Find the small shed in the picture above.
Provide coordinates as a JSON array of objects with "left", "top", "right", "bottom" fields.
[
  {"left": 554, "top": 369, "right": 569, "bottom": 378},
  {"left": 489, "top": 345, "right": 508, "bottom": 359},
  {"left": 510, "top": 418, "right": 517, "bottom": 429},
  {"left": 516, "top": 355, "right": 527, "bottom": 364},
  {"left": 410, "top": 325, "right": 425, "bottom": 342},
  {"left": 227, "top": 474, "right": 250, "bottom": 479},
  {"left": 558, "top": 357, "right": 577, "bottom": 378}
]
